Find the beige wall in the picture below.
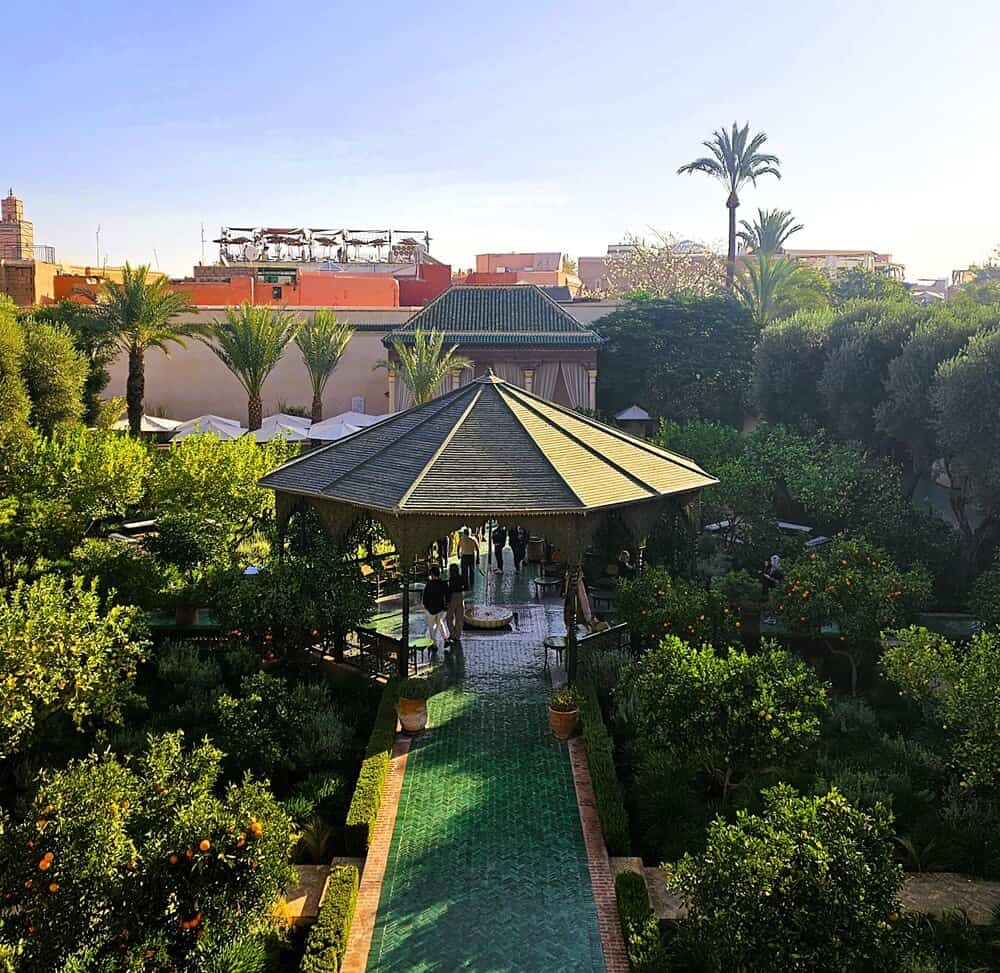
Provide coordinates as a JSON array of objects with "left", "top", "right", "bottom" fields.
[{"left": 104, "top": 303, "right": 619, "bottom": 422}]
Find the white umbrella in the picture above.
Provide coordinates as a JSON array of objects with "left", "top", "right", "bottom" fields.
[
  {"left": 171, "top": 415, "right": 246, "bottom": 441},
  {"left": 328, "top": 410, "right": 394, "bottom": 428},
  {"left": 112, "top": 414, "right": 182, "bottom": 434},
  {"left": 307, "top": 418, "right": 363, "bottom": 442},
  {"left": 250, "top": 415, "right": 312, "bottom": 443}
]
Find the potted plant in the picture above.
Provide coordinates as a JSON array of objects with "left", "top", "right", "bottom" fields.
[
  {"left": 548, "top": 686, "right": 580, "bottom": 740},
  {"left": 397, "top": 677, "right": 432, "bottom": 734}
]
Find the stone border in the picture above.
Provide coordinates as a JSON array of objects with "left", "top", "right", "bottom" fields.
[
  {"left": 341, "top": 734, "right": 411, "bottom": 973},
  {"left": 568, "top": 737, "right": 630, "bottom": 973}
]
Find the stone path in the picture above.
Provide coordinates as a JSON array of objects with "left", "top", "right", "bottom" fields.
[{"left": 362, "top": 602, "right": 607, "bottom": 972}]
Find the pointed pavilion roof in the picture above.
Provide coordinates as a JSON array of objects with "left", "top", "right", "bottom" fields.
[
  {"left": 261, "top": 373, "right": 716, "bottom": 517},
  {"left": 382, "top": 284, "right": 601, "bottom": 347}
]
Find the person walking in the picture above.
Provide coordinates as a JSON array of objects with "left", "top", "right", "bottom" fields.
[
  {"left": 458, "top": 528, "right": 479, "bottom": 590},
  {"left": 446, "top": 562, "right": 466, "bottom": 644},
  {"left": 491, "top": 524, "right": 508, "bottom": 573},
  {"left": 509, "top": 525, "right": 528, "bottom": 571},
  {"left": 422, "top": 564, "right": 450, "bottom": 652}
]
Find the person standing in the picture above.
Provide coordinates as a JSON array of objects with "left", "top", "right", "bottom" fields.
[
  {"left": 509, "top": 525, "right": 528, "bottom": 571},
  {"left": 421, "top": 565, "right": 450, "bottom": 651},
  {"left": 491, "top": 524, "right": 508, "bottom": 573},
  {"left": 446, "top": 562, "right": 466, "bottom": 644},
  {"left": 458, "top": 528, "right": 479, "bottom": 590}
]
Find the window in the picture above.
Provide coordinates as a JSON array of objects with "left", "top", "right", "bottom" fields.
[{"left": 272, "top": 286, "right": 282, "bottom": 299}]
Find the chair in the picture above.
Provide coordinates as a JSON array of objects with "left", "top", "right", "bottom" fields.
[
  {"left": 543, "top": 635, "right": 566, "bottom": 669},
  {"left": 410, "top": 636, "right": 435, "bottom": 669}
]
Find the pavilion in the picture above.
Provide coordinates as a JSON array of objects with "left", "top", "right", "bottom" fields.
[{"left": 260, "top": 373, "right": 717, "bottom": 678}]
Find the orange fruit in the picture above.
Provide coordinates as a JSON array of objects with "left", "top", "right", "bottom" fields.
[
  {"left": 43, "top": 852, "right": 53, "bottom": 862},
  {"left": 169, "top": 854, "right": 179, "bottom": 865},
  {"left": 199, "top": 839, "right": 210, "bottom": 852},
  {"left": 236, "top": 834, "right": 247, "bottom": 848},
  {"left": 48, "top": 883, "right": 59, "bottom": 893},
  {"left": 38, "top": 859, "right": 51, "bottom": 871},
  {"left": 250, "top": 821, "right": 263, "bottom": 838},
  {"left": 185, "top": 849, "right": 194, "bottom": 859}
]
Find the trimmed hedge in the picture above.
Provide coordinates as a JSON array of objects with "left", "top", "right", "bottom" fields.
[
  {"left": 344, "top": 678, "right": 400, "bottom": 856},
  {"left": 615, "top": 870, "right": 665, "bottom": 972},
  {"left": 300, "top": 863, "right": 359, "bottom": 972},
  {"left": 577, "top": 670, "right": 631, "bottom": 855}
]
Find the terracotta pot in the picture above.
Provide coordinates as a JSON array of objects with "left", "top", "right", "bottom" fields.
[
  {"left": 548, "top": 706, "right": 579, "bottom": 741},
  {"left": 397, "top": 698, "right": 428, "bottom": 734}
]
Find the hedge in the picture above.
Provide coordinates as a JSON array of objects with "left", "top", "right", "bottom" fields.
[
  {"left": 344, "top": 678, "right": 400, "bottom": 856},
  {"left": 615, "top": 870, "right": 664, "bottom": 972},
  {"left": 300, "top": 863, "right": 359, "bottom": 972},
  {"left": 577, "top": 669, "right": 631, "bottom": 856}
]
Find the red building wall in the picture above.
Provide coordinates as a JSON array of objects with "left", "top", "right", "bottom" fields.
[{"left": 397, "top": 263, "right": 452, "bottom": 305}]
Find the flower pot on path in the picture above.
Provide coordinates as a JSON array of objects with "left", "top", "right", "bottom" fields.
[
  {"left": 548, "top": 706, "right": 579, "bottom": 741},
  {"left": 397, "top": 697, "right": 428, "bottom": 734}
]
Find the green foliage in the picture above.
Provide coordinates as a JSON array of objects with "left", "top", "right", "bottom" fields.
[
  {"left": 832, "top": 267, "right": 908, "bottom": 305},
  {"left": 596, "top": 294, "right": 758, "bottom": 424},
  {"left": 614, "top": 871, "right": 665, "bottom": 972},
  {"left": 0, "top": 732, "right": 294, "bottom": 971},
  {"left": 151, "top": 434, "right": 295, "bottom": 549},
  {"left": 971, "top": 564, "right": 1000, "bottom": 627},
  {"left": 0, "top": 297, "right": 31, "bottom": 450},
  {"left": 69, "top": 538, "right": 163, "bottom": 610},
  {"left": 300, "top": 863, "right": 359, "bottom": 973},
  {"left": 622, "top": 636, "right": 827, "bottom": 803},
  {"left": 577, "top": 667, "right": 630, "bottom": 855},
  {"left": 736, "top": 207, "right": 803, "bottom": 255},
  {"left": 0, "top": 428, "right": 152, "bottom": 567},
  {"left": 399, "top": 676, "right": 434, "bottom": 701},
  {"left": 736, "top": 253, "right": 830, "bottom": 326},
  {"left": 344, "top": 679, "right": 400, "bottom": 856},
  {"left": 295, "top": 311, "right": 354, "bottom": 421},
  {"left": 883, "top": 627, "right": 1000, "bottom": 790},
  {"left": 0, "top": 575, "right": 148, "bottom": 759},
  {"left": 215, "top": 673, "right": 350, "bottom": 785},
  {"left": 617, "top": 567, "right": 741, "bottom": 651},
  {"left": 670, "top": 785, "right": 903, "bottom": 972},
  {"left": 375, "top": 329, "right": 472, "bottom": 406},
  {"left": 776, "top": 537, "right": 932, "bottom": 693},
  {"left": 18, "top": 318, "right": 87, "bottom": 434}
]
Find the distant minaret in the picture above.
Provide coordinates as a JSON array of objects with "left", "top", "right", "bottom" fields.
[{"left": 0, "top": 188, "right": 34, "bottom": 260}]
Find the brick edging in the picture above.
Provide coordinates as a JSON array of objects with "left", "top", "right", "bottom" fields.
[
  {"left": 568, "top": 737, "right": 630, "bottom": 973},
  {"left": 341, "top": 735, "right": 411, "bottom": 973}
]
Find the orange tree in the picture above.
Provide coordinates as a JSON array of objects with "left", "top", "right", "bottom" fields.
[
  {"left": 617, "top": 567, "right": 741, "bottom": 654},
  {"left": 774, "top": 537, "right": 931, "bottom": 695},
  {"left": 0, "top": 732, "right": 293, "bottom": 971}
]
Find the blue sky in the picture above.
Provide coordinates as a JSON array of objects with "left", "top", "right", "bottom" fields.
[{"left": 7, "top": 0, "right": 999, "bottom": 279}]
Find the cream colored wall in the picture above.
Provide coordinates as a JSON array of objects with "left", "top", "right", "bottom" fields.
[
  {"left": 103, "top": 303, "right": 618, "bottom": 422},
  {"left": 105, "top": 315, "right": 397, "bottom": 421}
]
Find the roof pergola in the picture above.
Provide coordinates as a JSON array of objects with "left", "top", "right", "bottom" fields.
[{"left": 260, "top": 373, "right": 717, "bottom": 676}]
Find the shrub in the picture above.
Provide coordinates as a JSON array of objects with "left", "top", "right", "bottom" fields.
[
  {"left": 617, "top": 568, "right": 741, "bottom": 652},
  {"left": 632, "top": 749, "right": 712, "bottom": 863},
  {"left": 300, "top": 863, "right": 359, "bottom": 973},
  {"left": 622, "top": 636, "right": 828, "bottom": 804},
  {"left": 577, "top": 670, "right": 630, "bottom": 855},
  {"left": 669, "top": 785, "right": 903, "bottom": 972},
  {"left": 68, "top": 537, "right": 163, "bottom": 611},
  {"left": 615, "top": 870, "right": 665, "bottom": 972},
  {"left": 215, "top": 673, "right": 350, "bottom": 785},
  {"left": 0, "top": 732, "right": 294, "bottom": 971},
  {"left": 0, "top": 574, "right": 148, "bottom": 760},
  {"left": 971, "top": 565, "right": 1000, "bottom": 628},
  {"left": 344, "top": 679, "right": 400, "bottom": 856}
]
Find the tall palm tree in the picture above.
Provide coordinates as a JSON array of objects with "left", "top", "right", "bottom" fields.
[
  {"left": 295, "top": 311, "right": 354, "bottom": 422},
  {"left": 374, "top": 329, "right": 472, "bottom": 407},
  {"left": 735, "top": 252, "right": 819, "bottom": 327},
  {"left": 678, "top": 122, "right": 782, "bottom": 289},
  {"left": 737, "top": 208, "right": 803, "bottom": 256},
  {"left": 100, "top": 264, "right": 195, "bottom": 436},
  {"left": 202, "top": 303, "right": 300, "bottom": 430}
]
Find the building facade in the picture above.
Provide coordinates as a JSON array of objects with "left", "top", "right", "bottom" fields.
[{"left": 0, "top": 189, "right": 33, "bottom": 261}]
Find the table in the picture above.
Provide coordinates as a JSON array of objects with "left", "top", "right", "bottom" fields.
[
  {"left": 533, "top": 576, "right": 562, "bottom": 599},
  {"left": 543, "top": 635, "right": 566, "bottom": 669}
]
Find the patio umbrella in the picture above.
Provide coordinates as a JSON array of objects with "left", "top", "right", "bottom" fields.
[
  {"left": 250, "top": 413, "right": 312, "bottom": 443},
  {"left": 306, "top": 419, "right": 363, "bottom": 442},
  {"left": 171, "top": 415, "right": 247, "bottom": 441},
  {"left": 111, "top": 414, "right": 182, "bottom": 434},
  {"left": 261, "top": 373, "right": 717, "bottom": 678}
]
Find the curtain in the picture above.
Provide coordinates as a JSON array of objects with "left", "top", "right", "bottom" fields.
[
  {"left": 533, "top": 362, "right": 560, "bottom": 400},
  {"left": 560, "top": 362, "right": 590, "bottom": 409},
  {"left": 492, "top": 362, "right": 524, "bottom": 387}
]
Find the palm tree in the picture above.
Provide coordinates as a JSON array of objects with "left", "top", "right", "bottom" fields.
[
  {"left": 677, "top": 122, "right": 782, "bottom": 289},
  {"left": 202, "top": 303, "right": 300, "bottom": 430},
  {"left": 100, "top": 264, "right": 196, "bottom": 436},
  {"left": 295, "top": 311, "right": 354, "bottom": 422},
  {"left": 735, "top": 252, "right": 822, "bottom": 327},
  {"left": 737, "top": 208, "right": 803, "bottom": 256},
  {"left": 374, "top": 329, "right": 472, "bottom": 407}
]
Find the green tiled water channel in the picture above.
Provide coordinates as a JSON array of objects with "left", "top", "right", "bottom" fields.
[{"left": 364, "top": 605, "right": 605, "bottom": 972}]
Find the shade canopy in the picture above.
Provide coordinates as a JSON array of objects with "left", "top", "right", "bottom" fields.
[
  {"left": 171, "top": 415, "right": 246, "bottom": 441},
  {"left": 261, "top": 373, "right": 716, "bottom": 558},
  {"left": 615, "top": 404, "right": 652, "bottom": 421},
  {"left": 308, "top": 411, "right": 392, "bottom": 442},
  {"left": 250, "top": 414, "right": 313, "bottom": 443},
  {"left": 112, "top": 414, "right": 182, "bottom": 433}
]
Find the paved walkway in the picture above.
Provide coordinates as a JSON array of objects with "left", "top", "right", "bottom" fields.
[{"left": 362, "top": 596, "right": 607, "bottom": 972}]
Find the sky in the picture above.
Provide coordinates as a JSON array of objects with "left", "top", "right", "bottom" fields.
[{"left": 7, "top": 0, "right": 1000, "bottom": 281}]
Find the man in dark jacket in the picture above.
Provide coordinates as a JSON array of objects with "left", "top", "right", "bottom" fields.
[
  {"left": 422, "top": 565, "right": 450, "bottom": 651},
  {"left": 491, "top": 525, "right": 508, "bottom": 573}
]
